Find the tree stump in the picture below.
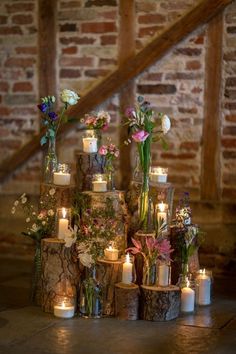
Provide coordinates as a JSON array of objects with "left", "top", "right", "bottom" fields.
[
  {"left": 75, "top": 151, "right": 104, "bottom": 191},
  {"left": 96, "top": 258, "right": 123, "bottom": 316},
  {"left": 41, "top": 238, "right": 80, "bottom": 313},
  {"left": 140, "top": 285, "right": 180, "bottom": 321},
  {"left": 115, "top": 282, "right": 139, "bottom": 320}
]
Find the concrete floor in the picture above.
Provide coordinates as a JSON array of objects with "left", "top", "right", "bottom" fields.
[{"left": 0, "top": 259, "right": 236, "bottom": 354}]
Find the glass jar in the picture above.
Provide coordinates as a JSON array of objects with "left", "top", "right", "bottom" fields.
[
  {"left": 149, "top": 167, "right": 168, "bottom": 183},
  {"left": 156, "top": 201, "right": 169, "bottom": 232},
  {"left": 82, "top": 129, "right": 98, "bottom": 153},
  {"left": 195, "top": 269, "right": 212, "bottom": 306},
  {"left": 121, "top": 254, "right": 136, "bottom": 285},
  {"left": 92, "top": 173, "right": 107, "bottom": 192},
  {"left": 157, "top": 261, "right": 171, "bottom": 287},
  {"left": 44, "top": 137, "right": 57, "bottom": 184},
  {"left": 56, "top": 207, "right": 71, "bottom": 239},
  {"left": 54, "top": 295, "right": 75, "bottom": 318},
  {"left": 53, "top": 163, "right": 71, "bottom": 186},
  {"left": 142, "top": 259, "right": 157, "bottom": 286}
]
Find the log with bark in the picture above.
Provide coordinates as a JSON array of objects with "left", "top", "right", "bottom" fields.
[
  {"left": 140, "top": 285, "right": 180, "bottom": 321},
  {"left": 115, "top": 282, "right": 139, "bottom": 320}
]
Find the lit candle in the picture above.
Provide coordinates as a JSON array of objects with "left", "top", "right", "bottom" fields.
[
  {"left": 53, "top": 171, "right": 71, "bottom": 186},
  {"left": 181, "top": 280, "right": 195, "bottom": 313},
  {"left": 92, "top": 175, "right": 107, "bottom": 192},
  {"left": 54, "top": 300, "right": 75, "bottom": 318},
  {"left": 158, "top": 263, "right": 170, "bottom": 287},
  {"left": 82, "top": 137, "right": 98, "bottom": 153},
  {"left": 150, "top": 167, "right": 168, "bottom": 183},
  {"left": 122, "top": 253, "right": 133, "bottom": 284},
  {"left": 196, "top": 269, "right": 211, "bottom": 305},
  {"left": 104, "top": 245, "right": 119, "bottom": 261},
  {"left": 58, "top": 208, "right": 69, "bottom": 239},
  {"left": 157, "top": 202, "right": 168, "bottom": 229}
]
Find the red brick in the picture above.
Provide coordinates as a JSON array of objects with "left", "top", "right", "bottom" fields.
[
  {"left": 191, "top": 86, "right": 203, "bottom": 94},
  {"left": 10, "top": 107, "right": 35, "bottom": 115},
  {"left": 60, "top": 36, "right": 96, "bottom": 45},
  {"left": 225, "top": 114, "right": 236, "bottom": 122},
  {"left": 175, "top": 48, "right": 202, "bottom": 56},
  {"left": 186, "top": 60, "right": 201, "bottom": 70},
  {"left": 223, "top": 173, "right": 236, "bottom": 185},
  {"left": 81, "top": 22, "right": 116, "bottom": 33},
  {"left": 224, "top": 102, "right": 236, "bottom": 110},
  {"left": 101, "top": 35, "right": 116, "bottom": 45},
  {"left": 165, "top": 72, "right": 202, "bottom": 80},
  {"left": 137, "top": 84, "right": 176, "bottom": 95},
  {"left": 99, "top": 58, "right": 117, "bottom": 66},
  {"left": 221, "top": 138, "right": 236, "bottom": 148},
  {"left": 0, "top": 26, "right": 22, "bottom": 35},
  {"left": 138, "top": 26, "right": 163, "bottom": 38},
  {"left": 101, "top": 11, "right": 117, "bottom": 20},
  {"left": 138, "top": 14, "right": 166, "bottom": 24},
  {"left": 60, "top": 56, "right": 94, "bottom": 67},
  {"left": 85, "top": 0, "right": 116, "bottom": 6},
  {"left": 225, "top": 13, "right": 236, "bottom": 24},
  {"left": 15, "top": 46, "right": 37, "bottom": 55},
  {"left": 60, "top": 23, "right": 77, "bottom": 32},
  {"left": 171, "top": 162, "right": 198, "bottom": 172},
  {"left": 0, "top": 128, "right": 9, "bottom": 137},
  {"left": 142, "top": 73, "right": 163, "bottom": 81},
  {"left": 60, "top": 1, "right": 82, "bottom": 8},
  {"left": 13, "top": 82, "right": 33, "bottom": 92},
  {"left": 160, "top": 1, "right": 191, "bottom": 10},
  {"left": 0, "top": 16, "right": 7, "bottom": 25},
  {"left": 225, "top": 77, "right": 236, "bottom": 87},
  {"left": 192, "top": 34, "right": 205, "bottom": 45},
  {"left": 0, "top": 107, "right": 10, "bottom": 116},
  {"left": 60, "top": 69, "right": 81, "bottom": 78},
  {"left": 5, "top": 57, "right": 36, "bottom": 68},
  {"left": 85, "top": 69, "right": 110, "bottom": 77},
  {"left": 168, "top": 175, "right": 189, "bottom": 184},
  {"left": 161, "top": 152, "right": 196, "bottom": 159},
  {"left": 227, "top": 26, "right": 236, "bottom": 34},
  {"left": 178, "top": 107, "right": 198, "bottom": 114},
  {"left": 12, "top": 14, "right": 33, "bottom": 25},
  {"left": 224, "top": 51, "right": 236, "bottom": 62},
  {"left": 225, "top": 90, "right": 236, "bottom": 100},
  {"left": 136, "top": 2, "right": 156, "bottom": 12},
  {"left": 223, "top": 150, "right": 236, "bottom": 159},
  {"left": 0, "top": 82, "right": 9, "bottom": 92},
  {"left": 223, "top": 126, "right": 236, "bottom": 135},
  {"left": 180, "top": 141, "right": 199, "bottom": 151},
  {"left": 62, "top": 46, "right": 77, "bottom": 54},
  {"left": 6, "top": 3, "right": 34, "bottom": 13}
]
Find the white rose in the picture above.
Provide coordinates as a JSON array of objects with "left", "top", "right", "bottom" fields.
[
  {"left": 161, "top": 114, "right": 171, "bottom": 135},
  {"left": 79, "top": 252, "right": 93, "bottom": 268},
  {"left": 61, "top": 89, "right": 80, "bottom": 106},
  {"left": 49, "top": 188, "right": 56, "bottom": 196},
  {"left": 97, "top": 110, "right": 111, "bottom": 123}
]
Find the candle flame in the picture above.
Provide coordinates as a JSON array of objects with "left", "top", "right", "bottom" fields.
[
  {"left": 126, "top": 253, "right": 130, "bottom": 263},
  {"left": 186, "top": 280, "right": 190, "bottom": 288},
  {"left": 108, "top": 245, "right": 113, "bottom": 250},
  {"left": 158, "top": 201, "right": 165, "bottom": 212},
  {"left": 203, "top": 268, "right": 206, "bottom": 274},
  {"left": 61, "top": 301, "right": 65, "bottom": 308},
  {"left": 62, "top": 207, "right": 67, "bottom": 218}
]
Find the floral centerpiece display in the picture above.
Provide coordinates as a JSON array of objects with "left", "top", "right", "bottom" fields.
[
  {"left": 81, "top": 110, "right": 111, "bottom": 148},
  {"left": 124, "top": 96, "right": 171, "bottom": 232},
  {"left": 38, "top": 89, "right": 80, "bottom": 183},
  {"left": 11, "top": 189, "right": 57, "bottom": 302},
  {"left": 98, "top": 140, "right": 120, "bottom": 190}
]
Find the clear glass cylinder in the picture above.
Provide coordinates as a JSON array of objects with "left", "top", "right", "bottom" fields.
[
  {"left": 44, "top": 137, "right": 57, "bottom": 184},
  {"left": 121, "top": 254, "right": 136, "bottom": 285},
  {"left": 82, "top": 129, "right": 98, "bottom": 153},
  {"left": 54, "top": 295, "right": 75, "bottom": 318},
  {"left": 92, "top": 173, "right": 107, "bottom": 192},
  {"left": 156, "top": 201, "right": 169, "bottom": 232},
  {"left": 149, "top": 166, "right": 168, "bottom": 183},
  {"left": 142, "top": 260, "right": 157, "bottom": 286},
  {"left": 195, "top": 269, "right": 212, "bottom": 306},
  {"left": 56, "top": 207, "right": 71, "bottom": 239},
  {"left": 104, "top": 243, "right": 119, "bottom": 261},
  {"left": 53, "top": 163, "right": 71, "bottom": 186},
  {"left": 157, "top": 261, "right": 171, "bottom": 287}
]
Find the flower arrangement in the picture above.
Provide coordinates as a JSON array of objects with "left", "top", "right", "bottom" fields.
[
  {"left": 124, "top": 96, "right": 171, "bottom": 231},
  {"left": 175, "top": 192, "right": 192, "bottom": 228},
  {"left": 98, "top": 140, "right": 120, "bottom": 189},
  {"left": 82, "top": 110, "right": 111, "bottom": 131},
  {"left": 38, "top": 89, "right": 80, "bottom": 146}
]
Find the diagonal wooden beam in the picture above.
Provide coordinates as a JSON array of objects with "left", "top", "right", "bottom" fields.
[{"left": 0, "top": 0, "right": 232, "bottom": 183}]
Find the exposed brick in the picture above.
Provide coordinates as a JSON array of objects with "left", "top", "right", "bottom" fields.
[
  {"left": 186, "top": 60, "right": 201, "bottom": 70},
  {"left": 62, "top": 46, "right": 77, "bottom": 54},
  {"left": 138, "top": 26, "right": 163, "bottom": 38},
  {"left": 101, "top": 11, "right": 117, "bottom": 20},
  {"left": 60, "top": 1, "right": 82, "bottom": 9},
  {"left": 174, "top": 48, "right": 202, "bottom": 56},
  {"left": 161, "top": 152, "right": 196, "bottom": 159},
  {"left": 191, "top": 34, "right": 205, "bottom": 45},
  {"left": 225, "top": 89, "right": 236, "bottom": 99},
  {"left": 6, "top": 3, "right": 34, "bottom": 13},
  {"left": 0, "top": 16, "right": 7, "bottom": 25},
  {"left": 0, "top": 26, "right": 22, "bottom": 35},
  {"left": 60, "top": 36, "right": 96, "bottom": 45},
  {"left": 168, "top": 175, "right": 189, "bottom": 184},
  {"left": 160, "top": 1, "right": 191, "bottom": 10},
  {"left": 85, "top": 0, "right": 117, "bottom": 6},
  {"left": 224, "top": 51, "right": 236, "bottom": 62},
  {"left": 4, "top": 94, "right": 36, "bottom": 105},
  {"left": 191, "top": 86, "right": 203, "bottom": 94},
  {"left": 13, "top": 82, "right": 33, "bottom": 92},
  {"left": 225, "top": 13, "right": 236, "bottom": 24},
  {"left": 223, "top": 173, "right": 236, "bottom": 184},
  {"left": 0, "top": 82, "right": 9, "bottom": 92},
  {"left": 225, "top": 77, "right": 236, "bottom": 87},
  {"left": 222, "top": 138, "right": 236, "bottom": 148},
  {"left": 223, "top": 150, "right": 236, "bottom": 159},
  {"left": 225, "top": 114, "right": 236, "bottom": 122},
  {"left": 60, "top": 56, "right": 94, "bottom": 67},
  {"left": 101, "top": 35, "right": 117, "bottom": 45},
  {"left": 137, "top": 84, "right": 176, "bottom": 95},
  {"left": 99, "top": 58, "right": 117, "bottom": 66},
  {"left": 0, "top": 107, "right": 10, "bottom": 116},
  {"left": 136, "top": 2, "right": 157, "bottom": 12},
  {"left": 60, "top": 23, "right": 77, "bottom": 32},
  {"left": 165, "top": 72, "right": 202, "bottom": 80},
  {"left": 85, "top": 69, "right": 110, "bottom": 77},
  {"left": 142, "top": 73, "right": 163, "bottom": 81},
  {"left": 227, "top": 26, "right": 236, "bottom": 34},
  {"left": 178, "top": 107, "right": 198, "bottom": 114},
  {"left": 10, "top": 107, "right": 36, "bottom": 116},
  {"left": 138, "top": 14, "right": 166, "bottom": 24},
  {"left": 60, "top": 69, "right": 81, "bottom": 78},
  {"left": 81, "top": 22, "right": 116, "bottom": 33},
  {"left": 224, "top": 102, "right": 236, "bottom": 110},
  {"left": 171, "top": 162, "right": 198, "bottom": 172},
  {"left": 5, "top": 57, "right": 36, "bottom": 68},
  {"left": 180, "top": 141, "right": 199, "bottom": 151},
  {"left": 12, "top": 14, "right": 33, "bottom": 25},
  {"left": 15, "top": 47, "right": 37, "bottom": 55},
  {"left": 222, "top": 188, "right": 236, "bottom": 201},
  {"left": 223, "top": 126, "right": 236, "bottom": 135}
]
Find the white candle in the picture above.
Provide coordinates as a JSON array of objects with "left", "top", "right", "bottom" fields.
[
  {"left": 157, "top": 202, "right": 168, "bottom": 228},
  {"left": 150, "top": 167, "right": 168, "bottom": 183},
  {"left": 158, "top": 263, "right": 170, "bottom": 287},
  {"left": 58, "top": 208, "right": 69, "bottom": 239},
  {"left": 122, "top": 253, "right": 133, "bottom": 284},
  {"left": 92, "top": 180, "right": 107, "bottom": 192},
  {"left": 83, "top": 137, "right": 98, "bottom": 153},
  {"left": 53, "top": 171, "right": 71, "bottom": 186},
  {"left": 196, "top": 269, "right": 211, "bottom": 305},
  {"left": 104, "top": 246, "right": 119, "bottom": 261},
  {"left": 54, "top": 301, "right": 75, "bottom": 318},
  {"left": 181, "top": 281, "right": 195, "bottom": 312}
]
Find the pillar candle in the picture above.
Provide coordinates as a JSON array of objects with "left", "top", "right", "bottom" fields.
[
  {"left": 92, "top": 180, "right": 107, "bottom": 192},
  {"left": 157, "top": 202, "right": 168, "bottom": 228},
  {"left": 104, "top": 246, "right": 119, "bottom": 261},
  {"left": 181, "top": 282, "right": 195, "bottom": 312},
  {"left": 58, "top": 208, "right": 69, "bottom": 239},
  {"left": 82, "top": 137, "right": 98, "bottom": 153},
  {"left": 53, "top": 171, "right": 71, "bottom": 186},
  {"left": 54, "top": 301, "right": 75, "bottom": 318},
  {"left": 158, "top": 263, "right": 170, "bottom": 287},
  {"left": 122, "top": 254, "right": 133, "bottom": 284},
  {"left": 196, "top": 269, "right": 211, "bottom": 305}
]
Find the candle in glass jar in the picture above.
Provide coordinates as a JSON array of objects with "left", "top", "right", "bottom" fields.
[
  {"left": 53, "top": 171, "right": 71, "bottom": 186},
  {"left": 83, "top": 137, "right": 98, "bottom": 153},
  {"left": 150, "top": 167, "right": 168, "bottom": 183},
  {"left": 58, "top": 208, "right": 69, "bottom": 239},
  {"left": 196, "top": 269, "right": 211, "bottom": 305},
  {"left": 158, "top": 263, "right": 170, "bottom": 287},
  {"left": 54, "top": 301, "right": 75, "bottom": 318},
  {"left": 122, "top": 253, "right": 133, "bottom": 284},
  {"left": 104, "top": 245, "right": 119, "bottom": 261},
  {"left": 157, "top": 202, "right": 168, "bottom": 227},
  {"left": 92, "top": 175, "right": 107, "bottom": 192},
  {"left": 181, "top": 280, "right": 195, "bottom": 312}
]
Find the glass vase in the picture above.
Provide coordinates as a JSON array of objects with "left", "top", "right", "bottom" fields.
[
  {"left": 44, "top": 137, "right": 57, "bottom": 184},
  {"left": 104, "top": 160, "right": 115, "bottom": 191},
  {"left": 139, "top": 172, "right": 150, "bottom": 232},
  {"left": 79, "top": 266, "right": 102, "bottom": 318},
  {"left": 142, "top": 260, "right": 157, "bottom": 286}
]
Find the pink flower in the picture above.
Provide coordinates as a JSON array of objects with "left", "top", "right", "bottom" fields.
[
  {"left": 132, "top": 130, "right": 149, "bottom": 143},
  {"left": 102, "top": 123, "right": 109, "bottom": 131},
  {"left": 85, "top": 115, "right": 96, "bottom": 126},
  {"left": 98, "top": 145, "right": 108, "bottom": 155},
  {"left": 114, "top": 150, "right": 119, "bottom": 158},
  {"left": 125, "top": 107, "right": 135, "bottom": 118}
]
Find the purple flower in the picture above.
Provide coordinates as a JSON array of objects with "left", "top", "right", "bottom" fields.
[
  {"left": 132, "top": 130, "right": 149, "bottom": 143},
  {"left": 125, "top": 107, "right": 135, "bottom": 118},
  {"left": 37, "top": 103, "right": 48, "bottom": 113},
  {"left": 48, "top": 112, "right": 58, "bottom": 121}
]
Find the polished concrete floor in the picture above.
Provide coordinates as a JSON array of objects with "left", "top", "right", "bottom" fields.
[{"left": 0, "top": 258, "right": 236, "bottom": 354}]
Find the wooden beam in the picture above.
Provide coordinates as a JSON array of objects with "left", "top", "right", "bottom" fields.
[
  {"left": 118, "top": 0, "right": 135, "bottom": 190},
  {"left": 0, "top": 0, "right": 232, "bottom": 183},
  {"left": 201, "top": 13, "right": 223, "bottom": 201}
]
